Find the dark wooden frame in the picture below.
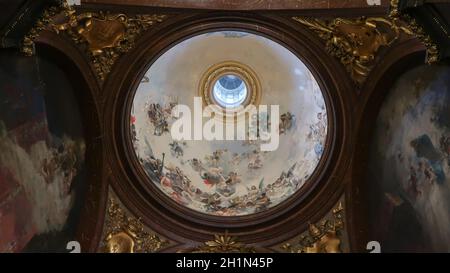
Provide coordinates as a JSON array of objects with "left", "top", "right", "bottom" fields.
[
  {"left": 348, "top": 39, "right": 426, "bottom": 252},
  {"left": 102, "top": 12, "right": 354, "bottom": 247},
  {"left": 36, "top": 31, "right": 108, "bottom": 253}
]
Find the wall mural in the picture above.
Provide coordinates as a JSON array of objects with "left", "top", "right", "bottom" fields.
[
  {"left": 131, "top": 31, "right": 328, "bottom": 216},
  {"left": 368, "top": 65, "right": 450, "bottom": 252},
  {"left": 0, "top": 51, "right": 86, "bottom": 252}
]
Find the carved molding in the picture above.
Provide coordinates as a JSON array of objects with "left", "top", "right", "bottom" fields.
[
  {"left": 293, "top": 1, "right": 440, "bottom": 86},
  {"left": 101, "top": 196, "right": 170, "bottom": 253},
  {"left": 18, "top": 1, "right": 168, "bottom": 82},
  {"left": 52, "top": 4, "right": 167, "bottom": 82},
  {"left": 280, "top": 201, "right": 345, "bottom": 253},
  {"left": 21, "top": 2, "right": 65, "bottom": 56},
  {"left": 292, "top": 16, "right": 413, "bottom": 86},
  {"left": 180, "top": 232, "right": 256, "bottom": 253},
  {"left": 19, "top": 1, "right": 438, "bottom": 86}
]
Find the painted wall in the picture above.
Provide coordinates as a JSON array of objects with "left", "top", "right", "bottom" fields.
[
  {"left": 367, "top": 64, "right": 450, "bottom": 252},
  {"left": 0, "top": 50, "right": 86, "bottom": 252},
  {"left": 132, "top": 31, "right": 328, "bottom": 216}
]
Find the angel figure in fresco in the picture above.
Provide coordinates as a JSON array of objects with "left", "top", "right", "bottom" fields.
[
  {"left": 143, "top": 153, "right": 164, "bottom": 178},
  {"left": 279, "top": 112, "right": 295, "bottom": 134},
  {"left": 254, "top": 192, "right": 271, "bottom": 213},
  {"left": 153, "top": 119, "right": 169, "bottom": 136},
  {"left": 224, "top": 172, "right": 242, "bottom": 185},
  {"left": 147, "top": 103, "right": 162, "bottom": 123},
  {"left": 40, "top": 138, "right": 84, "bottom": 195},
  {"left": 241, "top": 182, "right": 264, "bottom": 209},
  {"left": 59, "top": 140, "right": 84, "bottom": 195},
  {"left": 266, "top": 164, "right": 296, "bottom": 198},
  {"left": 246, "top": 185, "right": 260, "bottom": 202},
  {"left": 410, "top": 134, "right": 446, "bottom": 184},
  {"left": 169, "top": 141, "right": 185, "bottom": 158},
  {"left": 216, "top": 172, "right": 242, "bottom": 198},
  {"left": 188, "top": 158, "right": 206, "bottom": 173},
  {"left": 216, "top": 182, "right": 236, "bottom": 197},
  {"left": 201, "top": 167, "right": 226, "bottom": 187},
  {"left": 41, "top": 155, "right": 58, "bottom": 184},
  {"left": 230, "top": 153, "right": 243, "bottom": 166},
  {"left": 202, "top": 193, "right": 222, "bottom": 210},
  {"left": 147, "top": 103, "right": 169, "bottom": 136},
  {"left": 163, "top": 100, "right": 178, "bottom": 117},
  {"left": 308, "top": 112, "right": 327, "bottom": 142},
  {"left": 248, "top": 150, "right": 263, "bottom": 170},
  {"left": 205, "top": 149, "right": 228, "bottom": 167}
]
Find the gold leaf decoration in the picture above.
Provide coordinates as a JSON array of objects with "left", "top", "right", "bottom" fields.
[
  {"left": 188, "top": 232, "right": 256, "bottom": 253},
  {"left": 103, "top": 197, "right": 169, "bottom": 253},
  {"left": 293, "top": 16, "right": 410, "bottom": 86},
  {"left": 389, "top": 0, "right": 439, "bottom": 64},
  {"left": 282, "top": 201, "right": 345, "bottom": 253},
  {"left": 52, "top": 3, "right": 167, "bottom": 81},
  {"left": 21, "top": 3, "right": 65, "bottom": 56}
]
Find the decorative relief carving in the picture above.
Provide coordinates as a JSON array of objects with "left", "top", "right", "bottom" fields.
[
  {"left": 52, "top": 3, "right": 167, "bottom": 81},
  {"left": 21, "top": 3, "right": 65, "bottom": 56},
  {"left": 281, "top": 201, "right": 345, "bottom": 253},
  {"left": 182, "top": 232, "right": 256, "bottom": 253},
  {"left": 102, "top": 196, "right": 170, "bottom": 253},
  {"left": 292, "top": 16, "right": 412, "bottom": 86},
  {"left": 293, "top": 0, "right": 440, "bottom": 86},
  {"left": 389, "top": 0, "right": 439, "bottom": 64}
]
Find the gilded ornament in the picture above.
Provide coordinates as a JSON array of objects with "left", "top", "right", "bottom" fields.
[
  {"left": 105, "top": 232, "right": 135, "bottom": 253},
  {"left": 103, "top": 197, "right": 169, "bottom": 253},
  {"left": 21, "top": 2, "right": 65, "bottom": 56},
  {"left": 186, "top": 232, "right": 256, "bottom": 253},
  {"left": 52, "top": 3, "right": 167, "bottom": 81},
  {"left": 282, "top": 201, "right": 345, "bottom": 253},
  {"left": 293, "top": 16, "right": 411, "bottom": 85}
]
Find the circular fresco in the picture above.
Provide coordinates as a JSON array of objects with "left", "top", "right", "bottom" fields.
[{"left": 130, "top": 31, "right": 328, "bottom": 216}]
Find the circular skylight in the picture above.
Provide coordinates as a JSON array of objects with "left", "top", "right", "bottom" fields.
[{"left": 213, "top": 74, "right": 248, "bottom": 108}]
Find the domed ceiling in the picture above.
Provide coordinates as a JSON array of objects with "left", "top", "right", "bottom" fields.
[{"left": 130, "top": 31, "right": 327, "bottom": 216}]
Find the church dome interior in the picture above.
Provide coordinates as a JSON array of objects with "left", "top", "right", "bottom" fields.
[
  {"left": 131, "top": 30, "right": 327, "bottom": 216},
  {"left": 0, "top": 0, "right": 450, "bottom": 255}
]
